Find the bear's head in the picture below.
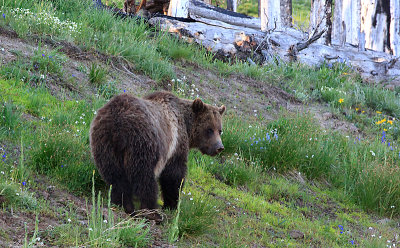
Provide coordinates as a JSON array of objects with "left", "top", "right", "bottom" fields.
[{"left": 190, "top": 99, "right": 226, "bottom": 156}]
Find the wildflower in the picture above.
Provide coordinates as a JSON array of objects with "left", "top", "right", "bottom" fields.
[
  {"left": 376, "top": 118, "right": 386, "bottom": 125},
  {"left": 376, "top": 111, "right": 382, "bottom": 114},
  {"left": 384, "top": 128, "right": 388, "bottom": 131},
  {"left": 2, "top": 13, "right": 5, "bottom": 19},
  {"left": 1, "top": 171, "right": 4, "bottom": 174},
  {"left": 370, "top": 150, "right": 376, "bottom": 156},
  {"left": 266, "top": 133, "right": 271, "bottom": 141},
  {"left": 103, "top": 219, "right": 107, "bottom": 223},
  {"left": 68, "top": 218, "right": 71, "bottom": 222},
  {"left": 350, "top": 240, "right": 354, "bottom": 245},
  {"left": 355, "top": 108, "right": 359, "bottom": 111},
  {"left": 42, "top": 54, "right": 45, "bottom": 57},
  {"left": 388, "top": 120, "right": 393, "bottom": 125},
  {"left": 338, "top": 98, "right": 344, "bottom": 104},
  {"left": 391, "top": 205, "right": 395, "bottom": 208},
  {"left": 22, "top": 181, "right": 26, "bottom": 186}
]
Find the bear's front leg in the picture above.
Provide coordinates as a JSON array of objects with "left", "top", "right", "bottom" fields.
[{"left": 159, "top": 154, "right": 187, "bottom": 209}]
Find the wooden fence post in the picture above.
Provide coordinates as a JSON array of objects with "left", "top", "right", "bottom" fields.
[
  {"left": 260, "top": 0, "right": 281, "bottom": 31},
  {"left": 168, "top": 0, "right": 190, "bottom": 17}
]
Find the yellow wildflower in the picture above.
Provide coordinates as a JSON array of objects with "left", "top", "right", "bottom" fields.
[
  {"left": 338, "top": 98, "right": 344, "bottom": 104},
  {"left": 376, "top": 111, "right": 382, "bottom": 114},
  {"left": 355, "top": 108, "right": 359, "bottom": 111},
  {"left": 384, "top": 128, "right": 388, "bottom": 131},
  {"left": 388, "top": 120, "right": 393, "bottom": 125},
  {"left": 376, "top": 118, "right": 387, "bottom": 125}
]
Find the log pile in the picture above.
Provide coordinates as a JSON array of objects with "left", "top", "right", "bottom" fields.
[{"left": 95, "top": 0, "right": 400, "bottom": 86}]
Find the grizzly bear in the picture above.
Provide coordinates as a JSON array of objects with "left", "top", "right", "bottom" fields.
[{"left": 89, "top": 91, "right": 225, "bottom": 218}]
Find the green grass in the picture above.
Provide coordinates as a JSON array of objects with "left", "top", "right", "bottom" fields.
[
  {"left": 221, "top": 112, "right": 400, "bottom": 216},
  {"left": 88, "top": 63, "right": 107, "bottom": 86}
]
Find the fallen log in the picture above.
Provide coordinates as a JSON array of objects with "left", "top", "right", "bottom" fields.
[
  {"left": 149, "top": 14, "right": 400, "bottom": 85},
  {"left": 93, "top": 0, "right": 400, "bottom": 85}
]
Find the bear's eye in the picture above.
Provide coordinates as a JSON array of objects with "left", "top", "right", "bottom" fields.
[
  {"left": 207, "top": 128, "right": 214, "bottom": 135},
  {"left": 219, "top": 130, "right": 222, "bottom": 135}
]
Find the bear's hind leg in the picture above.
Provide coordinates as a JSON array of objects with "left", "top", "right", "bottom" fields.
[
  {"left": 111, "top": 181, "right": 135, "bottom": 215},
  {"left": 159, "top": 155, "right": 187, "bottom": 210},
  {"left": 134, "top": 174, "right": 159, "bottom": 210}
]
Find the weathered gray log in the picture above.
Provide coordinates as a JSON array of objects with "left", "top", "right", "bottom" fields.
[
  {"left": 149, "top": 15, "right": 400, "bottom": 85},
  {"left": 188, "top": 0, "right": 260, "bottom": 29}
]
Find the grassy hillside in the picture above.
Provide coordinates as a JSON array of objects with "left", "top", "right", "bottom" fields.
[{"left": 1, "top": 0, "right": 400, "bottom": 247}]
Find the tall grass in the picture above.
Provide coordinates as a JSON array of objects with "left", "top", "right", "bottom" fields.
[
  {"left": 222, "top": 112, "right": 400, "bottom": 216},
  {"left": 0, "top": 101, "right": 22, "bottom": 137},
  {"left": 86, "top": 173, "right": 150, "bottom": 247}
]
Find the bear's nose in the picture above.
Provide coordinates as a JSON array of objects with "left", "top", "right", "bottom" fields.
[{"left": 217, "top": 146, "right": 224, "bottom": 153}]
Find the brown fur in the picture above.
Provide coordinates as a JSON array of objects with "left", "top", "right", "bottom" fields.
[{"left": 89, "top": 92, "right": 225, "bottom": 218}]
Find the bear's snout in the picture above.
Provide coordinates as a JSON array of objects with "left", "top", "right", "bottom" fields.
[
  {"left": 212, "top": 140, "right": 224, "bottom": 155},
  {"left": 216, "top": 144, "right": 224, "bottom": 153}
]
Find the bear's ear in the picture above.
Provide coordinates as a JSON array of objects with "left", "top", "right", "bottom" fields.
[
  {"left": 219, "top": 105, "right": 226, "bottom": 115},
  {"left": 192, "top": 98, "right": 205, "bottom": 113}
]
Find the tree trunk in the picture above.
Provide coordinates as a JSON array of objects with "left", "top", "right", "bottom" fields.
[
  {"left": 280, "top": 0, "right": 292, "bottom": 27},
  {"left": 332, "top": 0, "right": 361, "bottom": 46},
  {"left": 309, "top": 0, "right": 326, "bottom": 42},
  {"left": 325, "top": 0, "right": 332, "bottom": 45},
  {"left": 360, "top": 0, "right": 390, "bottom": 53},
  {"left": 227, "top": 0, "right": 237, "bottom": 12},
  {"left": 260, "top": 0, "right": 281, "bottom": 31},
  {"left": 390, "top": 0, "right": 400, "bottom": 56},
  {"left": 189, "top": 0, "right": 260, "bottom": 29},
  {"left": 168, "top": 0, "right": 189, "bottom": 17}
]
